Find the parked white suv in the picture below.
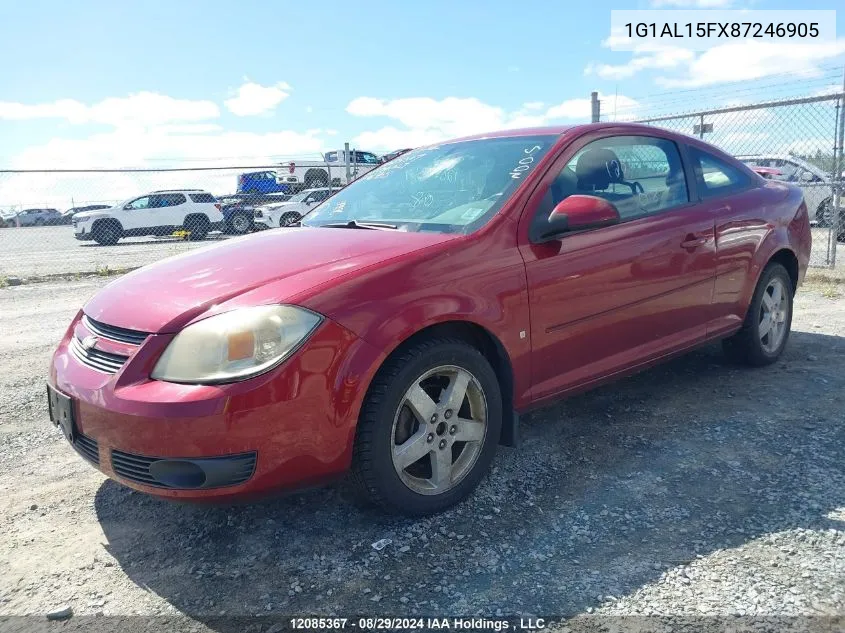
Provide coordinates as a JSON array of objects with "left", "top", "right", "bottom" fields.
[
  {"left": 252, "top": 188, "right": 335, "bottom": 229},
  {"left": 74, "top": 190, "right": 225, "bottom": 245}
]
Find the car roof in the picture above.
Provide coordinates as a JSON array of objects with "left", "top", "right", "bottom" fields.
[{"left": 149, "top": 189, "right": 208, "bottom": 193}]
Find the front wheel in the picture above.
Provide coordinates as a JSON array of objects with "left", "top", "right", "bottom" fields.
[
  {"left": 279, "top": 212, "right": 300, "bottom": 227},
  {"left": 816, "top": 199, "right": 833, "bottom": 227},
  {"left": 722, "top": 262, "right": 793, "bottom": 366},
  {"left": 92, "top": 221, "right": 121, "bottom": 246},
  {"left": 352, "top": 338, "right": 502, "bottom": 516}
]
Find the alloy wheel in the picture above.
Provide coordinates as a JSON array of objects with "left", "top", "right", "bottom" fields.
[{"left": 390, "top": 365, "right": 487, "bottom": 496}]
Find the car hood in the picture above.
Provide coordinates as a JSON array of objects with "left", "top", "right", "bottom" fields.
[
  {"left": 74, "top": 209, "right": 114, "bottom": 221},
  {"left": 83, "top": 227, "right": 456, "bottom": 333}
]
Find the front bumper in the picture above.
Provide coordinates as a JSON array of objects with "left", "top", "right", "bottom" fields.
[
  {"left": 252, "top": 215, "right": 274, "bottom": 229},
  {"left": 49, "top": 311, "right": 383, "bottom": 501},
  {"left": 74, "top": 225, "right": 95, "bottom": 240}
]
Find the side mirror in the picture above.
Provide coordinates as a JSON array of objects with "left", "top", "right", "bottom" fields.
[
  {"left": 799, "top": 171, "right": 814, "bottom": 183},
  {"left": 534, "top": 195, "right": 620, "bottom": 243}
]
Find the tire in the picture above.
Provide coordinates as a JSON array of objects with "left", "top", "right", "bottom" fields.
[
  {"left": 184, "top": 215, "right": 210, "bottom": 241},
  {"left": 228, "top": 212, "right": 252, "bottom": 235},
  {"left": 352, "top": 337, "right": 502, "bottom": 516},
  {"left": 722, "top": 262, "right": 793, "bottom": 366},
  {"left": 279, "top": 212, "right": 300, "bottom": 227},
  {"left": 816, "top": 198, "right": 833, "bottom": 227},
  {"left": 92, "top": 220, "right": 121, "bottom": 246},
  {"left": 303, "top": 169, "right": 329, "bottom": 189}
]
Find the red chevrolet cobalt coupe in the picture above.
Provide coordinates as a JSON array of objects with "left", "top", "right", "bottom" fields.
[{"left": 48, "top": 124, "right": 811, "bottom": 515}]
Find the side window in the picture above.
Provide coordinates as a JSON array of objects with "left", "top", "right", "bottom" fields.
[
  {"left": 539, "top": 135, "right": 689, "bottom": 224},
  {"left": 189, "top": 193, "right": 216, "bottom": 203},
  {"left": 689, "top": 147, "right": 753, "bottom": 198},
  {"left": 169, "top": 193, "right": 187, "bottom": 206},
  {"left": 126, "top": 196, "right": 150, "bottom": 210},
  {"left": 325, "top": 151, "right": 338, "bottom": 163}
]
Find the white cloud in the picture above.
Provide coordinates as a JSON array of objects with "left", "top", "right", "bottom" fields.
[
  {"left": 0, "top": 127, "right": 328, "bottom": 207},
  {"left": 586, "top": 47, "right": 694, "bottom": 80},
  {"left": 347, "top": 93, "right": 639, "bottom": 150},
  {"left": 657, "top": 41, "right": 845, "bottom": 88},
  {"left": 0, "top": 92, "right": 220, "bottom": 126},
  {"left": 589, "top": 38, "right": 845, "bottom": 87},
  {"left": 224, "top": 81, "right": 291, "bottom": 116}
]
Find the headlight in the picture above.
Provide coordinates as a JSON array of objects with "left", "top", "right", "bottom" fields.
[{"left": 151, "top": 305, "right": 322, "bottom": 384}]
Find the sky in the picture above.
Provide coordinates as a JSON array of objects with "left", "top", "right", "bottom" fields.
[{"left": 0, "top": 0, "right": 844, "bottom": 206}]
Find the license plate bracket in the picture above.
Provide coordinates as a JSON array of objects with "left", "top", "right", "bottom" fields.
[{"left": 47, "top": 385, "right": 76, "bottom": 442}]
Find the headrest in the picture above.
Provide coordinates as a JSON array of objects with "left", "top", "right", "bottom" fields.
[{"left": 576, "top": 148, "right": 625, "bottom": 191}]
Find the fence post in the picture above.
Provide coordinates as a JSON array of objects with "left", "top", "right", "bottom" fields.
[
  {"left": 344, "top": 142, "right": 351, "bottom": 183},
  {"left": 591, "top": 92, "right": 600, "bottom": 123},
  {"left": 831, "top": 66, "right": 845, "bottom": 268}
]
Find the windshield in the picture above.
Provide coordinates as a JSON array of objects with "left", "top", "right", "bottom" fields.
[{"left": 302, "top": 135, "right": 557, "bottom": 234}]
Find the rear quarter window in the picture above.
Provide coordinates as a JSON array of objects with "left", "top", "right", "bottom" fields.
[
  {"left": 189, "top": 193, "right": 216, "bottom": 203},
  {"left": 689, "top": 147, "right": 754, "bottom": 199}
]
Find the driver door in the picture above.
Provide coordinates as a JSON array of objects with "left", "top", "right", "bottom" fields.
[
  {"left": 120, "top": 195, "right": 155, "bottom": 231},
  {"left": 518, "top": 132, "right": 717, "bottom": 402}
]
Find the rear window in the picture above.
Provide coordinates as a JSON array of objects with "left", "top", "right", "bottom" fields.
[{"left": 189, "top": 193, "right": 216, "bottom": 203}]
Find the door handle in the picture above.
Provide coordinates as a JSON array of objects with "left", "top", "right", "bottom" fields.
[{"left": 681, "top": 234, "right": 707, "bottom": 249}]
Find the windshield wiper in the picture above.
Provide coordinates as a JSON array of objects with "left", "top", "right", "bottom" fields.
[{"left": 318, "top": 220, "right": 398, "bottom": 230}]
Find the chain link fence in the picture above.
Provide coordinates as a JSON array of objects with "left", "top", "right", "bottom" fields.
[
  {"left": 0, "top": 150, "right": 384, "bottom": 279},
  {"left": 2, "top": 93, "right": 844, "bottom": 281},
  {"left": 612, "top": 93, "right": 845, "bottom": 269}
]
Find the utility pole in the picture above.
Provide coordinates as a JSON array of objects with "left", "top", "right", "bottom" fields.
[{"left": 590, "top": 92, "right": 600, "bottom": 123}]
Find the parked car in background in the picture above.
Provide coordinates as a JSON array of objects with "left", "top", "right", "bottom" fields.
[
  {"left": 252, "top": 187, "right": 335, "bottom": 229},
  {"left": 6, "top": 208, "right": 63, "bottom": 226},
  {"left": 236, "top": 171, "right": 292, "bottom": 195},
  {"left": 218, "top": 192, "right": 292, "bottom": 234},
  {"left": 0, "top": 211, "right": 17, "bottom": 228},
  {"left": 73, "top": 189, "right": 225, "bottom": 245},
  {"left": 273, "top": 150, "right": 381, "bottom": 190},
  {"left": 49, "top": 124, "right": 810, "bottom": 515},
  {"left": 737, "top": 154, "right": 837, "bottom": 226},
  {"left": 381, "top": 148, "right": 413, "bottom": 163},
  {"left": 60, "top": 204, "right": 112, "bottom": 225}
]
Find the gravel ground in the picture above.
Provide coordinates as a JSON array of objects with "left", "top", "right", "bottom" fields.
[
  {"left": 0, "top": 225, "right": 843, "bottom": 280},
  {"left": 0, "top": 226, "right": 234, "bottom": 278},
  {"left": 0, "top": 278, "right": 843, "bottom": 632}
]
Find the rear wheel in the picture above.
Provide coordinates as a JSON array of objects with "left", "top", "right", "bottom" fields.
[
  {"left": 352, "top": 338, "right": 502, "bottom": 516},
  {"left": 228, "top": 212, "right": 252, "bottom": 235},
  {"left": 184, "top": 215, "right": 210, "bottom": 241},
  {"left": 722, "top": 263, "right": 793, "bottom": 366},
  {"left": 92, "top": 221, "right": 121, "bottom": 246}
]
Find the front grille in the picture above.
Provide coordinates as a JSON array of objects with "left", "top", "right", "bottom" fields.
[
  {"left": 111, "top": 449, "right": 257, "bottom": 489},
  {"left": 83, "top": 315, "right": 149, "bottom": 346},
  {"left": 69, "top": 337, "right": 129, "bottom": 374},
  {"left": 72, "top": 433, "right": 100, "bottom": 465}
]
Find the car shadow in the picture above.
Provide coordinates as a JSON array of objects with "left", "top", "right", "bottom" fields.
[
  {"left": 79, "top": 234, "right": 232, "bottom": 248},
  {"left": 94, "top": 331, "right": 845, "bottom": 627}
]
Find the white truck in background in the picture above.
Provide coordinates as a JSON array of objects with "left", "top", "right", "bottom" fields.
[{"left": 276, "top": 149, "right": 382, "bottom": 190}]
